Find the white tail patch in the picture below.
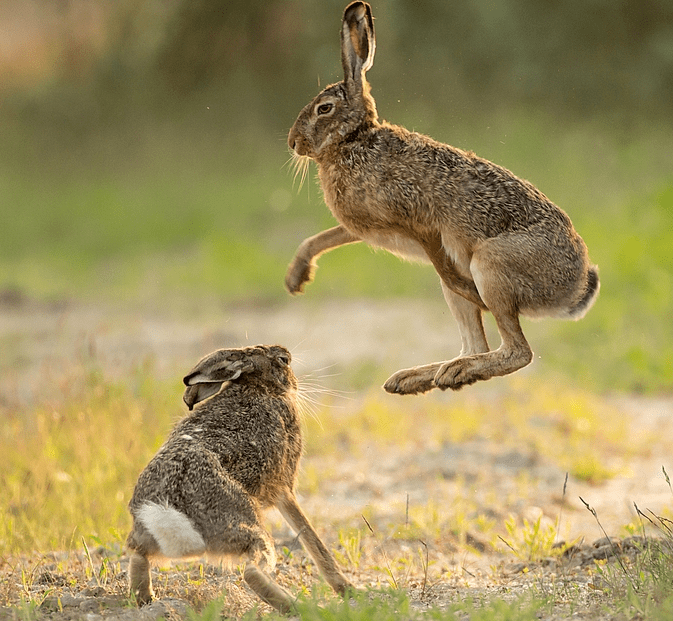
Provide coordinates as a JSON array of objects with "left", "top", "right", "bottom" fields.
[{"left": 136, "top": 502, "right": 206, "bottom": 559}]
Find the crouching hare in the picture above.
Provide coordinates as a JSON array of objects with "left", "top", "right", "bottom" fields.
[
  {"left": 126, "top": 345, "right": 353, "bottom": 613},
  {"left": 286, "top": 1, "right": 599, "bottom": 395}
]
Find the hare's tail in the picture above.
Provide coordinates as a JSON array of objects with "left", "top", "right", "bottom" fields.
[{"left": 568, "top": 266, "right": 600, "bottom": 320}]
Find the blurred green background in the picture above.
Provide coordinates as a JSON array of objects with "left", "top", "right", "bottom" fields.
[{"left": 0, "top": 0, "right": 672, "bottom": 392}]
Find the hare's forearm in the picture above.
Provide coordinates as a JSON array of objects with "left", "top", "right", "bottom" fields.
[
  {"left": 295, "top": 225, "right": 361, "bottom": 261},
  {"left": 277, "top": 490, "right": 354, "bottom": 595},
  {"left": 285, "top": 225, "right": 361, "bottom": 294}
]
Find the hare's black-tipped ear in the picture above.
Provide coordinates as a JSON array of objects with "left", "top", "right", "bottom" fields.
[
  {"left": 341, "top": 1, "right": 375, "bottom": 87},
  {"left": 182, "top": 358, "right": 254, "bottom": 410}
]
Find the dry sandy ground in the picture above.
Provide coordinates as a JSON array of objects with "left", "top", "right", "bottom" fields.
[{"left": 1, "top": 294, "right": 672, "bottom": 619}]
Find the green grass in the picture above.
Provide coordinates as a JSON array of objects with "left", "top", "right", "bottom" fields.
[
  {"left": 574, "top": 491, "right": 673, "bottom": 621},
  {"left": 302, "top": 378, "right": 648, "bottom": 485},
  {"left": 242, "top": 587, "right": 546, "bottom": 621},
  {"left": 0, "top": 362, "right": 178, "bottom": 552}
]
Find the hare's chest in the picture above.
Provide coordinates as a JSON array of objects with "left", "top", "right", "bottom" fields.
[
  {"left": 318, "top": 162, "right": 430, "bottom": 262},
  {"left": 319, "top": 164, "right": 393, "bottom": 231},
  {"left": 212, "top": 411, "right": 301, "bottom": 498}
]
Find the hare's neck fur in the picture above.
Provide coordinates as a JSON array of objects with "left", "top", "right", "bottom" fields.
[{"left": 314, "top": 121, "right": 451, "bottom": 263}]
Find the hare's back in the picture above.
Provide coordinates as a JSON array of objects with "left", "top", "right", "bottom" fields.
[
  {"left": 175, "top": 403, "right": 302, "bottom": 500},
  {"left": 403, "top": 131, "right": 567, "bottom": 233},
  {"left": 334, "top": 124, "right": 568, "bottom": 240}
]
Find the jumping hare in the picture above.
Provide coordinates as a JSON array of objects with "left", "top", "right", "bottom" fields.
[
  {"left": 286, "top": 1, "right": 599, "bottom": 395},
  {"left": 126, "top": 345, "right": 353, "bottom": 613}
]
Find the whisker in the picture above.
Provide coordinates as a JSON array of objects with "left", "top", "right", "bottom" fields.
[
  {"left": 300, "top": 383, "right": 354, "bottom": 397},
  {"left": 301, "top": 372, "right": 345, "bottom": 381},
  {"left": 295, "top": 393, "right": 325, "bottom": 428},
  {"left": 290, "top": 339, "right": 309, "bottom": 356},
  {"left": 302, "top": 361, "right": 341, "bottom": 374},
  {"left": 289, "top": 153, "right": 311, "bottom": 193},
  {"left": 282, "top": 154, "right": 296, "bottom": 172},
  {"left": 297, "top": 393, "right": 350, "bottom": 411},
  {"left": 299, "top": 382, "right": 354, "bottom": 399}
]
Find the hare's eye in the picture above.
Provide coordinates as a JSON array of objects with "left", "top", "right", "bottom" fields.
[{"left": 316, "top": 103, "right": 333, "bottom": 116}]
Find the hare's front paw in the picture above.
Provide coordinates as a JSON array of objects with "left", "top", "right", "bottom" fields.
[
  {"left": 433, "top": 357, "right": 481, "bottom": 391},
  {"left": 383, "top": 364, "right": 440, "bottom": 395},
  {"left": 285, "top": 257, "right": 314, "bottom": 295}
]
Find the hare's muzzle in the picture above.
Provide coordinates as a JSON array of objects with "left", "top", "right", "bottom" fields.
[{"left": 288, "top": 124, "right": 305, "bottom": 154}]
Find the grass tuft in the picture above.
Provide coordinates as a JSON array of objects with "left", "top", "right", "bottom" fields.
[{"left": 0, "top": 361, "right": 180, "bottom": 553}]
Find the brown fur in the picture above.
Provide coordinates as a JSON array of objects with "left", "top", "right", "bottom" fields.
[
  {"left": 286, "top": 1, "right": 599, "bottom": 394},
  {"left": 126, "top": 345, "right": 353, "bottom": 613}
]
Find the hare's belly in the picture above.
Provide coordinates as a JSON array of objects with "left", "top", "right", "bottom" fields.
[{"left": 362, "top": 230, "right": 429, "bottom": 263}]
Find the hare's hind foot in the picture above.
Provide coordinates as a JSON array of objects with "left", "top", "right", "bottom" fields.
[
  {"left": 243, "top": 564, "right": 295, "bottom": 614},
  {"left": 128, "top": 551, "right": 154, "bottom": 606},
  {"left": 434, "top": 346, "right": 533, "bottom": 391},
  {"left": 382, "top": 359, "right": 477, "bottom": 395},
  {"left": 384, "top": 344, "right": 534, "bottom": 394},
  {"left": 383, "top": 363, "right": 442, "bottom": 395}
]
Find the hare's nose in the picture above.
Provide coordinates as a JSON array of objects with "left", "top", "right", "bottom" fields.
[{"left": 288, "top": 127, "right": 299, "bottom": 152}]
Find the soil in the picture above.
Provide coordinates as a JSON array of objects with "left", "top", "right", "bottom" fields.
[{"left": 1, "top": 294, "right": 672, "bottom": 619}]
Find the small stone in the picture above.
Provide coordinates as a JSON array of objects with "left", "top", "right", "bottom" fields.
[
  {"left": 80, "top": 586, "right": 106, "bottom": 597},
  {"left": 79, "top": 598, "right": 101, "bottom": 612},
  {"left": 591, "top": 545, "right": 614, "bottom": 561},
  {"left": 59, "top": 594, "right": 84, "bottom": 608},
  {"left": 504, "top": 562, "right": 527, "bottom": 575}
]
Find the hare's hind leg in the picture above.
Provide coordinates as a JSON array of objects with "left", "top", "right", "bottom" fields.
[
  {"left": 441, "top": 281, "right": 489, "bottom": 356},
  {"left": 383, "top": 234, "right": 493, "bottom": 395},
  {"left": 433, "top": 247, "right": 533, "bottom": 390},
  {"left": 383, "top": 281, "right": 491, "bottom": 394},
  {"left": 277, "top": 490, "right": 354, "bottom": 596},
  {"left": 231, "top": 523, "right": 294, "bottom": 613},
  {"left": 243, "top": 561, "right": 294, "bottom": 614},
  {"left": 433, "top": 306, "right": 532, "bottom": 390},
  {"left": 129, "top": 551, "right": 153, "bottom": 605},
  {"left": 210, "top": 516, "right": 294, "bottom": 612},
  {"left": 210, "top": 511, "right": 295, "bottom": 613}
]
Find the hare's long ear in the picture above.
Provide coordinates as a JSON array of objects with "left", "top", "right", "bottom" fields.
[
  {"left": 182, "top": 357, "right": 254, "bottom": 410},
  {"left": 341, "top": 1, "right": 375, "bottom": 89}
]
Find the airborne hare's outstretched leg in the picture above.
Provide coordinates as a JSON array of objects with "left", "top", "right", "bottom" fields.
[
  {"left": 441, "top": 283, "right": 490, "bottom": 357},
  {"left": 385, "top": 233, "right": 538, "bottom": 393},
  {"left": 433, "top": 303, "right": 533, "bottom": 392},
  {"left": 383, "top": 280, "right": 492, "bottom": 395}
]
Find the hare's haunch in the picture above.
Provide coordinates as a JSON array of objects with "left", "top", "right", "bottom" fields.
[
  {"left": 286, "top": 2, "right": 599, "bottom": 394},
  {"left": 126, "top": 345, "right": 353, "bottom": 613}
]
